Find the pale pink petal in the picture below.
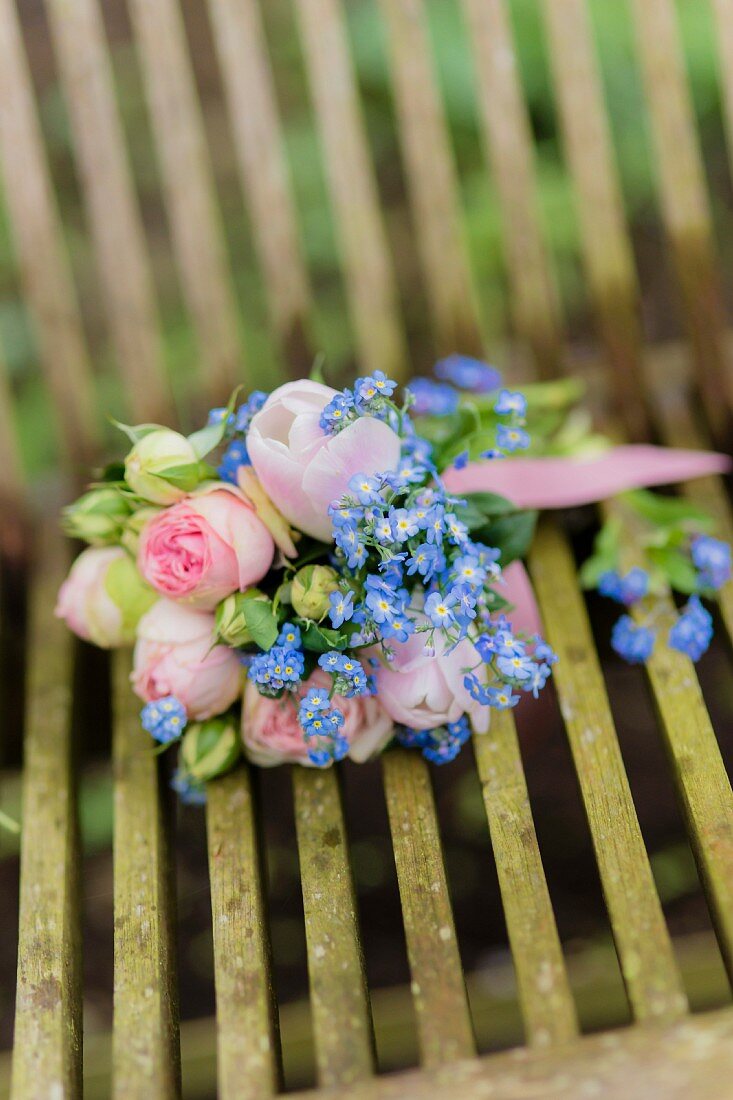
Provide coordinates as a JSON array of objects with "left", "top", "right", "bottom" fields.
[
  {"left": 303, "top": 416, "right": 402, "bottom": 512},
  {"left": 502, "top": 561, "right": 542, "bottom": 637},
  {"left": 443, "top": 446, "right": 731, "bottom": 509}
]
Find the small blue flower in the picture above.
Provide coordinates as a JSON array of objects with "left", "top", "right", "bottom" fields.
[
  {"left": 494, "top": 389, "right": 527, "bottom": 418},
  {"left": 496, "top": 423, "right": 530, "bottom": 452},
  {"left": 234, "top": 390, "right": 267, "bottom": 433},
  {"left": 396, "top": 726, "right": 432, "bottom": 749},
  {"left": 407, "top": 377, "right": 460, "bottom": 416},
  {"left": 484, "top": 685, "right": 521, "bottom": 709},
  {"left": 141, "top": 695, "right": 187, "bottom": 743},
  {"left": 452, "top": 450, "right": 469, "bottom": 470},
  {"left": 329, "top": 589, "right": 355, "bottom": 628},
  {"left": 348, "top": 472, "right": 384, "bottom": 505},
  {"left": 425, "top": 590, "right": 458, "bottom": 629},
  {"left": 171, "top": 771, "right": 207, "bottom": 805},
  {"left": 611, "top": 615, "right": 655, "bottom": 664},
  {"left": 277, "top": 622, "right": 302, "bottom": 648},
  {"left": 434, "top": 355, "right": 501, "bottom": 393},
  {"left": 405, "top": 542, "right": 442, "bottom": 578},
  {"left": 691, "top": 535, "right": 731, "bottom": 591},
  {"left": 668, "top": 595, "right": 713, "bottom": 661},
  {"left": 496, "top": 651, "right": 535, "bottom": 681},
  {"left": 598, "top": 568, "right": 648, "bottom": 607},
  {"left": 390, "top": 508, "right": 419, "bottom": 543},
  {"left": 218, "top": 439, "right": 250, "bottom": 483},
  {"left": 320, "top": 391, "right": 355, "bottom": 433}
]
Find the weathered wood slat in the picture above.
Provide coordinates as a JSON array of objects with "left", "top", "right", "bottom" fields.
[
  {"left": 628, "top": 0, "right": 730, "bottom": 440},
  {"left": 379, "top": 0, "right": 482, "bottom": 356},
  {"left": 540, "top": 0, "right": 647, "bottom": 439},
  {"left": 0, "top": 0, "right": 98, "bottom": 464},
  {"left": 382, "top": 750, "right": 475, "bottom": 1066},
  {"left": 112, "top": 650, "right": 180, "bottom": 1098},
  {"left": 127, "top": 0, "right": 243, "bottom": 397},
  {"left": 206, "top": 0, "right": 312, "bottom": 375},
  {"left": 473, "top": 714, "right": 578, "bottom": 1047},
  {"left": 0, "top": 347, "right": 23, "bottom": 509},
  {"left": 293, "top": 0, "right": 408, "bottom": 380},
  {"left": 206, "top": 766, "right": 280, "bottom": 1100},
  {"left": 612, "top": 505, "right": 733, "bottom": 986},
  {"left": 712, "top": 0, "right": 733, "bottom": 197},
  {"left": 293, "top": 767, "right": 375, "bottom": 1086},
  {"left": 529, "top": 521, "right": 688, "bottom": 1023},
  {"left": 10, "top": 523, "right": 81, "bottom": 1100},
  {"left": 461, "top": 0, "right": 562, "bottom": 377},
  {"left": 45, "top": 0, "right": 170, "bottom": 425}
]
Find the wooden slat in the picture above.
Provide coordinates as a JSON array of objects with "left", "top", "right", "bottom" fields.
[
  {"left": 0, "top": 346, "right": 23, "bottom": 511},
  {"left": 11, "top": 524, "right": 81, "bottom": 1099},
  {"left": 379, "top": 0, "right": 482, "bottom": 356},
  {"left": 712, "top": 0, "right": 733, "bottom": 200},
  {"left": 382, "top": 750, "right": 475, "bottom": 1066},
  {"left": 206, "top": 0, "right": 313, "bottom": 375},
  {"left": 0, "top": 0, "right": 98, "bottom": 465},
  {"left": 206, "top": 766, "right": 280, "bottom": 1100},
  {"left": 45, "top": 0, "right": 170, "bottom": 424},
  {"left": 293, "top": 767, "right": 375, "bottom": 1086},
  {"left": 540, "top": 0, "right": 648, "bottom": 440},
  {"left": 473, "top": 713, "right": 578, "bottom": 1047},
  {"left": 127, "top": 0, "right": 242, "bottom": 397},
  {"left": 461, "top": 0, "right": 562, "bottom": 377},
  {"left": 612, "top": 503, "right": 733, "bottom": 985},
  {"left": 628, "top": 0, "right": 730, "bottom": 441},
  {"left": 293, "top": 0, "right": 409, "bottom": 380},
  {"left": 529, "top": 520, "right": 688, "bottom": 1023},
  {"left": 112, "top": 650, "right": 180, "bottom": 1098}
]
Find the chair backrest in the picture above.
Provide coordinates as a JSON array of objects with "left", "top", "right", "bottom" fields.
[
  {"left": 3, "top": 3, "right": 733, "bottom": 1098},
  {"left": 0, "top": 0, "right": 731, "bottom": 487}
]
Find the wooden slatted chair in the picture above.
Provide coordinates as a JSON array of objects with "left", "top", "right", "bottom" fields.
[{"left": 2, "top": 1, "right": 733, "bottom": 1096}]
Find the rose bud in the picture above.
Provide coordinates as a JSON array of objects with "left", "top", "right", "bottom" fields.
[
  {"left": 63, "top": 487, "right": 132, "bottom": 545},
  {"left": 55, "top": 546, "right": 157, "bottom": 648},
  {"left": 291, "top": 564, "right": 339, "bottom": 620},
  {"left": 180, "top": 716, "right": 241, "bottom": 783},
  {"left": 124, "top": 428, "right": 201, "bottom": 505},
  {"left": 215, "top": 588, "right": 268, "bottom": 647}
]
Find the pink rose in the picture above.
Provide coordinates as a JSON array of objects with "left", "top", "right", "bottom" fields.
[
  {"left": 247, "top": 380, "right": 402, "bottom": 541},
  {"left": 370, "top": 624, "right": 489, "bottom": 734},
  {"left": 132, "top": 599, "right": 242, "bottom": 720},
  {"left": 242, "top": 669, "right": 394, "bottom": 766},
  {"left": 55, "top": 546, "right": 155, "bottom": 648},
  {"left": 138, "top": 485, "right": 274, "bottom": 611}
]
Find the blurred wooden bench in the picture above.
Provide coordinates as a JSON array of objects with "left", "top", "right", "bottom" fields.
[{"left": 1, "top": 0, "right": 733, "bottom": 1096}]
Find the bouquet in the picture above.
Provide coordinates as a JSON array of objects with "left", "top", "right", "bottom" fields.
[{"left": 56, "top": 357, "right": 731, "bottom": 803}]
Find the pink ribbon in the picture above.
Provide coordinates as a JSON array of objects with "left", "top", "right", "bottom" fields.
[{"left": 451, "top": 444, "right": 732, "bottom": 637}]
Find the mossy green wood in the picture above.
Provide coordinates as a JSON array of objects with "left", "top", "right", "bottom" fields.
[
  {"left": 292, "top": 766, "right": 375, "bottom": 1086},
  {"left": 10, "top": 524, "right": 82, "bottom": 1100},
  {"left": 206, "top": 765, "right": 281, "bottom": 1099},
  {"left": 382, "top": 749, "right": 476, "bottom": 1066},
  {"left": 473, "top": 714, "right": 578, "bottom": 1046},
  {"left": 529, "top": 519, "right": 687, "bottom": 1022},
  {"left": 612, "top": 502, "right": 733, "bottom": 985},
  {"left": 112, "top": 650, "right": 180, "bottom": 1099}
]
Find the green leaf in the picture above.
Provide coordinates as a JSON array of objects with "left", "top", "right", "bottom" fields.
[
  {"left": 579, "top": 516, "right": 622, "bottom": 589},
  {"left": 157, "top": 462, "right": 204, "bottom": 491},
  {"left": 187, "top": 387, "right": 242, "bottom": 460},
  {"left": 110, "top": 418, "right": 162, "bottom": 444},
  {"left": 301, "top": 623, "right": 349, "bottom": 653},
  {"left": 96, "top": 461, "right": 126, "bottom": 483},
  {"left": 647, "top": 546, "right": 700, "bottom": 595},
  {"left": 309, "top": 352, "right": 326, "bottom": 384},
  {"left": 473, "top": 510, "right": 538, "bottom": 566},
  {"left": 242, "top": 599, "right": 279, "bottom": 651},
  {"left": 623, "top": 488, "right": 713, "bottom": 530}
]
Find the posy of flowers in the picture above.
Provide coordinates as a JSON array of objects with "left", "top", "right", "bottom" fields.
[{"left": 56, "top": 357, "right": 732, "bottom": 803}]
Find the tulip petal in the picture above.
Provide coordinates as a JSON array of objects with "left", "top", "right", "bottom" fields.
[{"left": 443, "top": 445, "right": 731, "bottom": 509}]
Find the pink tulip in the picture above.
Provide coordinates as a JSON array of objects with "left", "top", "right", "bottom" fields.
[
  {"left": 502, "top": 560, "right": 542, "bottom": 637},
  {"left": 55, "top": 545, "right": 155, "bottom": 648},
  {"left": 247, "top": 380, "right": 402, "bottom": 541},
  {"left": 370, "top": 623, "right": 490, "bottom": 734},
  {"left": 138, "top": 484, "right": 274, "bottom": 611},
  {"left": 132, "top": 599, "right": 242, "bottom": 720},
  {"left": 242, "top": 669, "right": 394, "bottom": 766},
  {"left": 443, "top": 445, "right": 731, "bottom": 509}
]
